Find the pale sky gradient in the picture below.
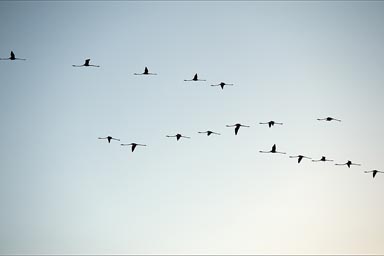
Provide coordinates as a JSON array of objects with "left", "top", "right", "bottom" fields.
[{"left": 1, "top": 1, "right": 384, "bottom": 254}]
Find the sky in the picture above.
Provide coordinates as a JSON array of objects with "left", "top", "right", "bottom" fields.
[{"left": 1, "top": 1, "right": 384, "bottom": 254}]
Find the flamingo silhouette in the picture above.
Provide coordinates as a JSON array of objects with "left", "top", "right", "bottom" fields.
[
  {"left": 259, "top": 121, "right": 283, "bottom": 128},
  {"left": 317, "top": 117, "right": 341, "bottom": 122},
  {"left": 121, "top": 143, "right": 147, "bottom": 152},
  {"left": 198, "top": 131, "right": 221, "bottom": 136},
  {"left": 166, "top": 134, "right": 191, "bottom": 141},
  {"left": 335, "top": 160, "right": 361, "bottom": 168},
  {"left": 211, "top": 82, "right": 233, "bottom": 90},
  {"left": 289, "top": 155, "right": 312, "bottom": 163},
  {"left": 259, "top": 144, "right": 286, "bottom": 154},
  {"left": 226, "top": 123, "right": 250, "bottom": 135},
  {"left": 364, "top": 170, "right": 384, "bottom": 178},
  {"left": 312, "top": 156, "right": 333, "bottom": 162},
  {"left": 184, "top": 73, "right": 206, "bottom": 82},
  {"left": 134, "top": 67, "right": 157, "bottom": 75},
  {"left": 72, "top": 59, "right": 100, "bottom": 67},
  {"left": 0, "top": 51, "right": 26, "bottom": 61},
  {"left": 98, "top": 136, "right": 120, "bottom": 143}
]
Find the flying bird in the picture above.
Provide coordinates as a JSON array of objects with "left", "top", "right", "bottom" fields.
[
  {"left": 211, "top": 82, "right": 234, "bottom": 90},
  {"left": 121, "top": 143, "right": 147, "bottom": 152},
  {"left": 317, "top": 117, "right": 341, "bottom": 122},
  {"left": 335, "top": 160, "right": 361, "bottom": 168},
  {"left": 198, "top": 131, "right": 221, "bottom": 136},
  {"left": 312, "top": 156, "right": 333, "bottom": 162},
  {"left": 166, "top": 134, "right": 191, "bottom": 141},
  {"left": 0, "top": 51, "right": 26, "bottom": 61},
  {"left": 259, "top": 144, "right": 286, "bottom": 154},
  {"left": 226, "top": 123, "right": 250, "bottom": 135},
  {"left": 72, "top": 59, "right": 100, "bottom": 67},
  {"left": 289, "top": 155, "right": 312, "bottom": 163},
  {"left": 98, "top": 136, "right": 120, "bottom": 143},
  {"left": 134, "top": 67, "right": 157, "bottom": 75},
  {"left": 364, "top": 170, "right": 384, "bottom": 178},
  {"left": 184, "top": 73, "right": 206, "bottom": 82},
  {"left": 259, "top": 121, "right": 283, "bottom": 128}
]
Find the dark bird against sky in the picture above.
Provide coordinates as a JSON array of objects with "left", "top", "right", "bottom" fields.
[
  {"left": 0, "top": 51, "right": 26, "bottom": 61},
  {"left": 226, "top": 123, "right": 250, "bottom": 135},
  {"left": 72, "top": 59, "right": 100, "bottom": 67}
]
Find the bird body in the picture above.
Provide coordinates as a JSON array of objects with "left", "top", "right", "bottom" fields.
[
  {"left": 134, "top": 67, "right": 157, "bottom": 75},
  {"left": 335, "top": 160, "right": 361, "bottom": 168},
  {"left": 211, "top": 82, "right": 234, "bottom": 89},
  {"left": 226, "top": 123, "right": 250, "bottom": 135},
  {"left": 260, "top": 121, "right": 283, "bottom": 128},
  {"left": 260, "top": 144, "right": 286, "bottom": 154},
  {"left": 166, "top": 134, "right": 191, "bottom": 141},
  {"left": 198, "top": 131, "right": 221, "bottom": 136},
  {"left": 312, "top": 156, "right": 333, "bottom": 162},
  {"left": 289, "top": 155, "right": 311, "bottom": 163},
  {"left": 98, "top": 136, "right": 120, "bottom": 143},
  {"left": 364, "top": 170, "right": 384, "bottom": 178},
  {"left": 121, "top": 143, "right": 147, "bottom": 152},
  {"left": 317, "top": 117, "right": 341, "bottom": 122},
  {"left": 0, "top": 51, "right": 26, "bottom": 61},
  {"left": 184, "top": 73, "right": 206, "bottom": 82},
  {"left": 73, "top": 59, "right": 100, "bottom": 67}
]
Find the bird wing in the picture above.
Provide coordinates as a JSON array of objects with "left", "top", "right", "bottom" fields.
[{"left": 193, "top": 73, "right": 198, "bottom": 80}]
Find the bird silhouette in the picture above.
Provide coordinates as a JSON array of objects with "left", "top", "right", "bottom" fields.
[
  {"left": 226, "top": 123, "right": 250, "bottom": 135},
  {"left": 259, "top": 121, "right": 283, "bottom": 128},
  {"left": 121, "top": 143, "right": 147, "bottom": 152},
  {"left": 0, "top": 51, "right": 26, "bottom": 61},
  {"left": 72, "top": 59, "right": 100, "bottom": 67},
  {"left": 364, "top": 170, "right": 384, "bottom": 178},
  {"left": 259, "top": 144, "right": 286, "bottom": 154},
  {"left": 211, "top": 82, "right": 233, "bottom": 90},
  {"left": 166, "top": 134, "right": 191, "bottom": 141},
  {"left": 134, "top": 67, "right": 157, "bottom": 75},
  {"left": 198, "top": 131, "right": 221, "bottom": 136},
  {"left": 335, "top": 160, "right": 361, "bottom": 168},
  {"left": 312, "top": 156, "right": 333, "bottom": 162},
  {"left": 289, "top": 155, "right": 312, "bottom": 163},
  {"left": 98, "top": 136, "right": 120, "bottom": 143},
  {"left": 317, "top": 117, "right": 341, "bottom": 122},
  {"left": 184, "top": 73, "right": 206, "bottom": 82}
]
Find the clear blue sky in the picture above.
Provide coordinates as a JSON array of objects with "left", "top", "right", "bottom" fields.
[{"left": 1, "top": 1, "right": 384, "bottom": 254}]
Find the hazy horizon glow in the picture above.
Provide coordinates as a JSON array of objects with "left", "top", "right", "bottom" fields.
[{"left": 1, "top": 1, "right": 384, "bottom": 254}]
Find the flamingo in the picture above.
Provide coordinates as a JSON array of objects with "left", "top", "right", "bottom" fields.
[
  {"left": 198, "top": 131, "right": 221, "bottom": 136},
  {"left": 184, "top": 73, "right": 206, "bottom": 82},
  {"left": 226, "top": 123, "right": 250, "bottom": 135},
  {"left": 98, "top": 136, "right": 120, "bottom": 143},
  {"left": 121, "top": 143, "right": 147, "bottom": 152},
  {"left": 259, "top": 121, "right": 283, "bottom": 128},
  {"left": 312, "top": 156, "right": 333, "bottom": 162},
  {"left": 134, "top": 67, "right": 157, "bottom": 75},
  {"left": 335, "top": 160, "right": 361, "bottom": 168},
  {"left": 72, "top": 59, "right": 100, "bottom": 67},
  {"left": 364, "top": 170, "right": 384, "bottom": 178},
  {"left": 0, "top": 51, "right": 26, "bottom": 61},
  {"left": 317, "top": 117, "right": 341, "bottom": 122},
  {"left": 289, "top": 155, "right": 312, "bottom": 163},
  {"left": 166, "top": 134, "right": 191, "bottom": 141},
  {"left": 211, "top": 82, "right": 233, "bottom": 90},
  {"left": 259, "top": 144, "right": 286, "bottom": 154}
]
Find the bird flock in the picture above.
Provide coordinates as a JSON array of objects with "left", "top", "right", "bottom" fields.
[{"left": 1, "top": 51, "right": 383, "bottom": 179}]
